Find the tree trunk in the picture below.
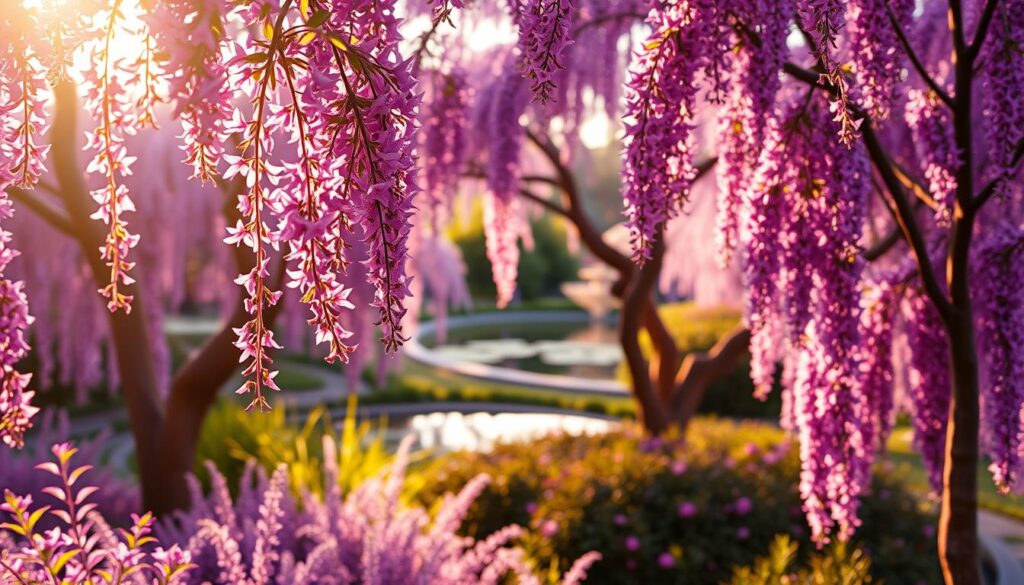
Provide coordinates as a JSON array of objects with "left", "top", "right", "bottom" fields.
[{"left": 939, "top": 315, "right": 981, "bottom": 585}]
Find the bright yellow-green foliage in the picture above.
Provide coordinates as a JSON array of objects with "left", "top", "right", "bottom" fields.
[
  {"left": 195, "top": 396, "right": 398, "bottom": 499},
  {"left": 725, "top": 535, "right": 875, "bottom": 585},
  {"left": 641, "top": 302, "right": 743, "bottom": 353}
]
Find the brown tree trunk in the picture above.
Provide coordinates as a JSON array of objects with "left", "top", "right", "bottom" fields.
[
  {"left": 939, "top": 316, "right": 980, "bottom": 585},
  {"left": 48, "top": 80, "right": 169, "bottom": 510},
  {"left": 937, "top": 7, "right": 981, "bottom": 580}
]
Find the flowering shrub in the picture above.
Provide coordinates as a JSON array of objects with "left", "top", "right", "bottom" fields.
[
  {"left": 0, "top": 412, "right": 138, "bottom": 528},
  {"left": 0, "top": 443, "right": 192, "bottom": 583},
  {"left": 160, "top": 437, "right": 600, "bottom": 584},
  {"left": 417, "top": 420, "right": 939, "bottom": 584}
]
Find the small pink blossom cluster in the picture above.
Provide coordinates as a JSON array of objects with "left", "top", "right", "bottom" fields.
[
  {"left": 0, "top": 443, "right": 193, "bottom": 583},
  {"left": 0, "top": 7, "right": 51, "bottom": 190}
]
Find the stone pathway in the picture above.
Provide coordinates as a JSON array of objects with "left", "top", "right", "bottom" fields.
[{"left": 979, "top": 510, "right": 1024, "bottom": 583}]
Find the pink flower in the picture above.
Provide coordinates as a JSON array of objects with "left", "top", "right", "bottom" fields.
[
  {"left": 657, "top": 552, "right": 675, "bottom": 569},
  {"left": 736, "top": 526, "right": 750, "bottom": 540},
  {"left": 624, "top": 535, "right": 640, "bottom": 551},
  {"left": 733, "top": 497, "right": 753, "bottom": 516},
  {"left": 613, "top": 514, "right": 627, "bottom": 526},
  {"left": 541, "top": 519, "right": 559, "bottom": 537},
  {"left": 677, "top": 502, "right": 697, "bottom": 518}
]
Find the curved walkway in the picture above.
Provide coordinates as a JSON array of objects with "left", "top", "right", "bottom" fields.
[{"left": 407, "top": 311, "right": 627, "bottom": 396}]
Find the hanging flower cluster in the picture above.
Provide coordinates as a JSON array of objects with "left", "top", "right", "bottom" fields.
[
  {"left": 517, "top": 0, "right": 576, "bottom": 104},
  {"left": 901, "top": 286, "right": 951, "bottom": 493},
  {"left": 974, "top": 228, "right": 1024, "bottom": 493},
  {"left": 83, "top": 2, "right": 141, "bottom": 313},
  {"left": 905, "top": 89, "right": 959, "bottom": 225},
  {"left": 714, "top": 0, "right": 792, "bottom": 266},
  {"left": 981, "top": 0, "right": 1024, "bottom": 196},
  {"left": 0, "top": 184, "right": 35, "bottom": 449},
  {"left": 622, "top": 2, "right": 710, "bottom": 262},
  {"left": 846, "top": 0, "right": 913, "bottom": 120},
  {"left": 219, "top": 0, "right": 420, "bottom": 409},
  {"left": 799, "top": 0, "right": 860, "bottom": 144},
  {"left": 421, "top": 69, "right": 470, "bottom": 233},
  {"left": 143, "top": 0, "right": 233, "bottom": 183},
  {"left": 0, "top": 7, "right": 51, "bottom": 190},
  {"left": 477, "top": 71, "right": 530, "bottom": 308}
]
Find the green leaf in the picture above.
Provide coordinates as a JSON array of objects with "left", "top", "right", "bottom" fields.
[{"left": 307, "top": 10, "right": 330, "bottom": 28}]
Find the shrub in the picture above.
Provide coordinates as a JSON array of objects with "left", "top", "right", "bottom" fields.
[
  {"left": 194, "top": 397, "right": 393, "bottom": 498},
  {"left": 416, "top": 419, "right": 940, "bottom": 584},
  {"left": 1, "top": 443, "right": 192, "bottom": 583},
  {"left": 724, "top": 535, "right": 875, "bottom": 584},
  {"left": 160, "top": 437, "right": 600, "bottom": 584}
]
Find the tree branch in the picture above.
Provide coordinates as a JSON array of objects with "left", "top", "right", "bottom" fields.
[
  {"left": 969, "top": 0, "right": 1000, "bottom": 63},
  {"left": 973, "top": 138, "right": 1024, "bottom": 211},
  {"left": 5, "top": 187, "right": 75, "bottom": 236},
  {"left": 670, "top": 325, "right": 752, "bottom": 428},
  {"left": 518, "top": 187, "right": 570, "bottom": 218},
  {"left": 885, "top": 0, "right": 953, "bottom": 107}
]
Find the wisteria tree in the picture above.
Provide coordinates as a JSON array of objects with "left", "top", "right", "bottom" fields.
[{"left": 1, "top": 0, "right": 1022, "bottom": 584}]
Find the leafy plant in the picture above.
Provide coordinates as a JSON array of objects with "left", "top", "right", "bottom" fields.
[
  {"left": 724, "top": 535, "right": 874, "bottom": 585},
  {"left": 195, "top": 396, "right": 394, "bottom": 499},
  {"left": 417, "top": 419, "right": 939, "bottom": 584},
  {"left": 0, "top": 443, "right": 192, "bottom": 583}
]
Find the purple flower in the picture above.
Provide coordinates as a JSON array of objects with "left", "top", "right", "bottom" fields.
[
  {"left": 624, "top": 535, "right": 640, "bottom": 552},
  {"left": 677, "top": 502, "right": 698, "bottom": 518},
  {"left": 733, "top": 497, "right": 753, "bottom": 516},
  {"left": 736, "top": 526, "right": 750, "bottom": 540},
  {"left": 613, "top": 513, "right": 627, "bottom": 526},
  {"left": 657, "top": 552, "right": 675, "bottom": 569}
]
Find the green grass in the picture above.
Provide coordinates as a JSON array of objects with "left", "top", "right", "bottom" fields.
[{"left": 885, "top": 427, "right": 1024, "bottom": 521}]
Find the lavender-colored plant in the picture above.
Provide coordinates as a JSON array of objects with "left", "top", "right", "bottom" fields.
[
  {"left": 160, "top": 437, "right": 600, "bottom": 585},
  {"left": 0, "top": 442, "right": 193, "bottom": 584}
]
